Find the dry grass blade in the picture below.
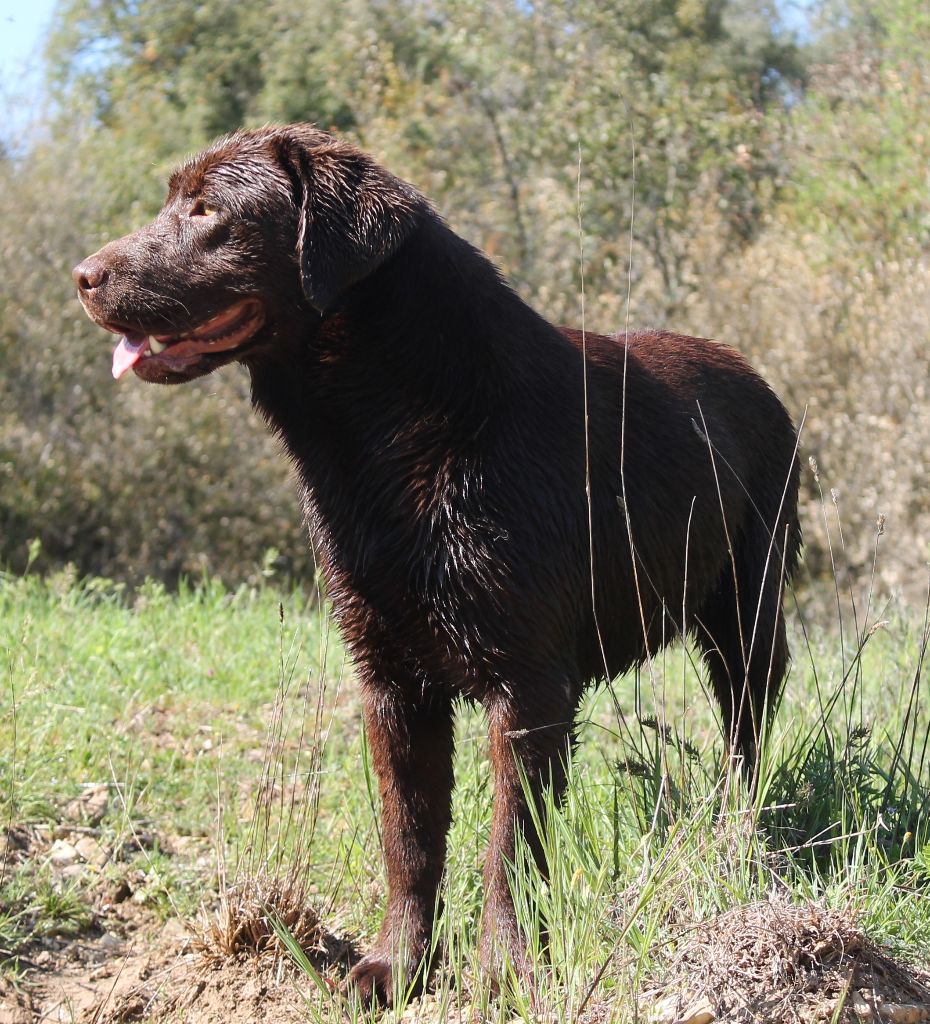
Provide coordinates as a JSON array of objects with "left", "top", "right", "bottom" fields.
[{"left": 189, "top": 611, "right": 349, "bottom": 980}]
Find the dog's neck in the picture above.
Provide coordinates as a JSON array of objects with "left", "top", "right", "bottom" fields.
[{"left": 247, "top": 211, "right": 580, "bottom": 459}]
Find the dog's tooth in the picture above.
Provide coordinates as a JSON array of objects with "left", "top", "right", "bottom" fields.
[{"left": 149, "top": 337, "right": 166, "bottom": 354}]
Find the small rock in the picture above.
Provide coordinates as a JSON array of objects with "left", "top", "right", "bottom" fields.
[
  {"left": 648, "top": 995, "right": 716, "bottom": 1024},
  {"left": 165, "top": 835, "right": 195, "bottom": 855},
  {"left": 679, "top": 1006, "right": 715, "bottom": 1024},
  {"left": 65, "top": 784, "right": 109, "bottom": 826},
  {"left": 74, "top": 836, "right": 109, "bottom": 868},
  {"left": 48, "top": 839, "right": 80, "bottom": 870}
]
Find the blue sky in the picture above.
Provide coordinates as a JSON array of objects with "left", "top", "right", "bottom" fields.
[
  {"left": 1, "top": 0, "right": 58, "bottom": 84},
  {"left": 0, "top": 0, "right": 60, "bottom": 141}
]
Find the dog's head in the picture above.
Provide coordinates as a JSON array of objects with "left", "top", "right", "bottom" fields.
[{"left": 73, "top": 124, "right": 425, "bottom": 384}]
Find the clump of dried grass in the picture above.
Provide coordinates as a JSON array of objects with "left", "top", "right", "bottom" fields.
[
  {"left": 193, "top": 873, "right": 324, "bottom": 962},
  {"left": 648, "top": 893, "right": 930, "bottom": 1023}
]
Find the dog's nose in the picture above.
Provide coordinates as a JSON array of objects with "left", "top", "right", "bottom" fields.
[{"left": 72, "top": 257, "right": 110, "bottom": 293}]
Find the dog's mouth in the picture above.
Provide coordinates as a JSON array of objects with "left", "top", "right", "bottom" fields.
[{"left": 107, "top": 299, "right": 265, "bottom": 379}]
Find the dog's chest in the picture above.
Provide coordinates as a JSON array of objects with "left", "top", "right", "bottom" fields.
[
  {"left": 297, "top": 424, "right": 524, "bottom": 689},
  {"left": 300, "top": 422, "right": 510, "bottom": 596}
]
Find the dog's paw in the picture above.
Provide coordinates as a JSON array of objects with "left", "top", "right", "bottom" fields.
[
  {"left": 478, "top": 903, "right": 540, "bottom": 998},
  {"left": 345, "top": 936, "right": 433, "bottom": 1007},
  {"left": 346, "top": 952, "right": 396, "bottom": 1006}
]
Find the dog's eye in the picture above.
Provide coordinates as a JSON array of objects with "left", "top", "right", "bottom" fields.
[{"left": 189, "top": 199, "right": 218, "bottom": 218}]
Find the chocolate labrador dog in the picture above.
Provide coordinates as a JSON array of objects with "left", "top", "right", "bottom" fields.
[{"left": 73, "top": 124, "right": 800, "bottom": 1004}]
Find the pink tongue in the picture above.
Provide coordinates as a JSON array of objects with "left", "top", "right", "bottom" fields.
[{"left": 112, "top": 334, "right": 148, "bottom": 379}]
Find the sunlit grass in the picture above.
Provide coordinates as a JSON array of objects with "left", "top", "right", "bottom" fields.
[{"left": 2, "top": 570, "right": 930, "bottom": 1019}]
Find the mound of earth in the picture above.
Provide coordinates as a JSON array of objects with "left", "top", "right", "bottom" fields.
[
  {"left": 0, "top": 907, "right": 355, "bottom": 1024},
  {"left": 646, "top": 894, "right": 930, "bottom": 1023}
]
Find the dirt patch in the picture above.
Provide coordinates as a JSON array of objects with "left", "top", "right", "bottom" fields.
[
  {"left": 645, "top": 894, "right": 930, "bottom": 1023},
  {"left": 1, "top": 906, "right": 355, "bottom": 1024},
  {"left": 1, "top": 930, "right": 304, "bottom": 1024},
  {"left": 86, "top": 944, "right": 322, "bottom": 1024},
  {"left": 1, "top": 816, "right": 355, "bottom": 1024}
]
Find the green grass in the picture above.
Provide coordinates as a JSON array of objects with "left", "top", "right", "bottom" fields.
[{"left": 2, "top": 567, "right": 930, "bottom": 1020}]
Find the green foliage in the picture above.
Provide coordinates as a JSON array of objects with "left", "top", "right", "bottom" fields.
[
  {"left": 785, "top": 0, "right": 930, "bottom": 255},
  {"left": 0, "top": 126, "right": 313, "bottom": 583},
  {"left": 44, "top": 0, "right": 801, "bottom": 305},
  {"left": 0, "top": 866, "right": 96, "bottom": 968},
  {"left": 0, "top": 0, "right": 805, "bottom": 583}
]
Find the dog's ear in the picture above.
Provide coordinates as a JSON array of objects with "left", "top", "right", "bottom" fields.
[{"left": 273, "top": 128, "right": 424, "bottom": 312}]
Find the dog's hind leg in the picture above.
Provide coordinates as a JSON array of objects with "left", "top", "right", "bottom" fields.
[{"left": 694, "top": 520, "right": 792, "bottom": 769}]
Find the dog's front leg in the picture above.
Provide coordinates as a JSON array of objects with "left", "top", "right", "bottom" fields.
[
  {"left": 347, "top": 686, "right": 454, "bottom": 1006},
  {"left": 480, "top": 685, "right": 576, "bottom": 989}
]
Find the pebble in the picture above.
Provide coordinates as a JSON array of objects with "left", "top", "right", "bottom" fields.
[
  {"left": 65, "top": 784, "right": 109, "bottom": 826},
  {"left": 74, "top": 836, "right": 109, "bottom": 868},
  {"left": 48, "top": 839, "right": 79, "bottom": 870}
]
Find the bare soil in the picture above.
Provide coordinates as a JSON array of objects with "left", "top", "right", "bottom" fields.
[
  {"left": 6, "top": 825, "right": 930, "bottom": 1023},
  {"left": 1, "top": 928, "right": 319, "bottom": 1024},
  {"left": 0, "top": 823, "right": 353, "bottom": 1024}
]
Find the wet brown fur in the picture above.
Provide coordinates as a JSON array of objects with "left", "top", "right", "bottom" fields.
[{"left": 73, "top": 124, "right": 801, "bottom": 1005}]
